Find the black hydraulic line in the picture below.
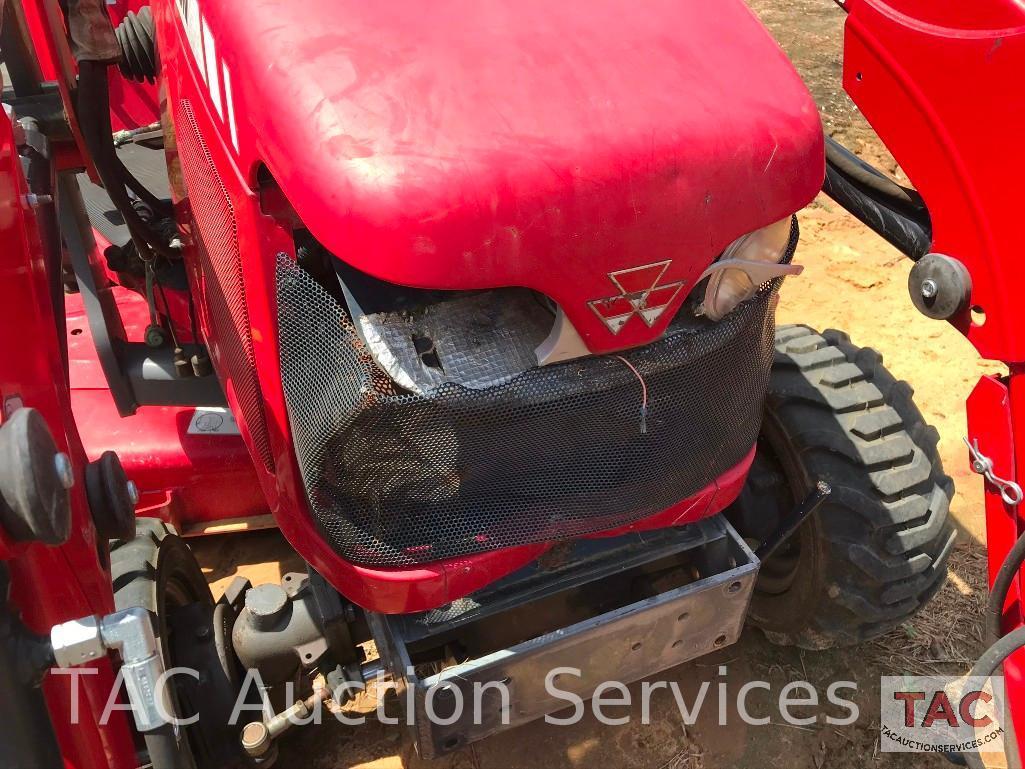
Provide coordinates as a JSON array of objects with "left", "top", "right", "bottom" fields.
[
  {"left": 825, "top": 135, "right": 927, "bottom": 218},
  {"left": 145, "top": 723, "right": 194, "bottom": 769},
  {"left": 987, "top": 530, "right": 1025, "bottom": 641},
  {"left": 76, "top": 62, "right": 155, "bottom": 258},
  {"left": 961, "top": 523, "right": 1025, "bottom": 769},
  {"left": 823, "top": 164, "right": 932, "bottom": 260},
  {"left": 85, "top": 63, "right": 170, "bottom": 256},
  {"left": 75, "top": 61, "right": 177, "bottom": 262}
]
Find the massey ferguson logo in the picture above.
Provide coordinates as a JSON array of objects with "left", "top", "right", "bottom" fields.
[{"left": 588, "top": 261, "right": 685, "bottom": 334}]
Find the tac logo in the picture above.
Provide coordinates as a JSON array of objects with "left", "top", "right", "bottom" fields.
[
  {"left": 892, "top": 689, "right": 993, "bottom": 729},
  {"left": 880, "top": 676, "right": 1004, "bottom": 754},
  {"left": 588, "top": 261, "right": 685, "bottom": 334}
]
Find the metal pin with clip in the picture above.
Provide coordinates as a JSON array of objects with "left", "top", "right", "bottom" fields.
[{"left": 964, "top": 436, "right": 1024, "bottom": 507}]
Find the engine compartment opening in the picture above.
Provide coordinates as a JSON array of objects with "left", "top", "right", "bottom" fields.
[
  {"left": 289, "top": 226, "right": 798, "bottom": 398},
  {"left": 295, "top": 231, "right": 568, "bottom": 395}
]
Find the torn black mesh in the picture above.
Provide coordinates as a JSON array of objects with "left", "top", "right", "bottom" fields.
[{"left": 277, "top": 221, "right": 797, "bottom": 566}]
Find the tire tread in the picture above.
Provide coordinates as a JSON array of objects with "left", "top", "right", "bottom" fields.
[{"left": 756, "top": 325, "right": 955, "bottom": 648}]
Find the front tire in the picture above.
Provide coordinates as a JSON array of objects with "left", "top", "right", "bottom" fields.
[
  {"left": 111, "top": 518, "right": 213, "bottom": 768},
  {"left": 729, "top": 325, "right": 956, "bottom": 649}
]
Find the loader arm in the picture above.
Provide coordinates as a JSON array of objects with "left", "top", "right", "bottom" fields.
[{"left": 832, "top": 0, "right": 1025, "bottom": 761}]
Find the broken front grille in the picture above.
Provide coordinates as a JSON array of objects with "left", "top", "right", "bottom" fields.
[{"left": 276, "top": 226, "right": 796, "bottom": 566}]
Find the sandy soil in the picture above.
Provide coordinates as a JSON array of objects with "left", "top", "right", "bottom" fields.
[{"left": 191, "top": 3, "right": 1000, "bottom": 766}]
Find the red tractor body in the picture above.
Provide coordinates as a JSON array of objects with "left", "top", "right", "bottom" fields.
[
  {"left": 143, "top": 0, "right": 823, "bottom": 612},
  {"left": 171, "top": 0, "right": 822, "bottom": 354},
  {"left": 5, "top": 0, "right": 1025, "bottom": 766}
]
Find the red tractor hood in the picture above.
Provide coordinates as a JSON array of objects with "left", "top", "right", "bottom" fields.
[{"left": 230, "top": 0, "right": 823, "bottom": 352}]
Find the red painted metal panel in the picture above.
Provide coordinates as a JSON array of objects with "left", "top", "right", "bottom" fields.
[
  {"left": 967, "top": 372, "right": 1025, "bottom": 756},
  {"left": 1008, "top": 369, "right": 1025, "bottom": 754},
  {"left": 844, "top": 0, "right": 1025, "bottom": 362},
  {"left": 0, "top": 95, "right": 137, "bottom": 769},
  {"left": 968, "top": 378, "right": 1018, "bottom": 613},
  {"left": 167, "top": 0, "right": 823, "bottom": 355},
  {"left": 841, "top": 1, "right": 1025, "bottom": 757}
]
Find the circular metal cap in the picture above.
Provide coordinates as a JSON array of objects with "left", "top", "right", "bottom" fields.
[
  {"left": 908, "top": 253, "right": 972, "bottom": 321},
  {"left": 245, "top": 584, "right": 289, "bottom": 630},
  {"left": 144, "top": 324, "right": 167, "bottom": 348}
]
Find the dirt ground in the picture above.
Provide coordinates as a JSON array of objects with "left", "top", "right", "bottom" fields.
[{"left": 190, "top": 3, "right": 1001, "bottom": 767}]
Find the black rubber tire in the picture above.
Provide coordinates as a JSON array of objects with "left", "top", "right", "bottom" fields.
[
  {"left": 111, "top": 518, "right": 212, "bottom": 769},
  {"left": 747, "top": 325, "right": 956, "bottom": 649}
]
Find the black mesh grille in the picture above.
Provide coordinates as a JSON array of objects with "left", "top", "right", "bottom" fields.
[
  {"left": 277, "top": 222, "right": 797, "bottom": 566},
  {"left": 176, "top": 100, "right": 274, "bottom": 473}
]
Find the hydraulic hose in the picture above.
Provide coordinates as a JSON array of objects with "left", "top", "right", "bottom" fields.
[
  {"left": 119, "top": 158, "right": 171, "bottom": 217},
  {"left": 76, "top": 60, "right": 177, "bottom": 262},
  {"left": 960, "top": 526, "right": 1025, "bottom": 769},
  {"left": 968, "top": 627, "right": 1025, "bottom": 694},
  {"left": 822, "top": 164, "right": 932, "bottom": 260},
  {"left": 824, "top": 135, "right": 926, "bottom": 218},
  {"left": 963, "top": 625, "right": 1025, "bottom": 769},
  {"left": 821, "top": 136, "right": 932, "bottom": 261},
  {"left": 988, "top": 530, "right": 1025, "bottom": 641}
]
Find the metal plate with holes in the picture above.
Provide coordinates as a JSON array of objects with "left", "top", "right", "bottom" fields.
[{"left": 368, "top": 516, "right": 758, "bottom": 758}]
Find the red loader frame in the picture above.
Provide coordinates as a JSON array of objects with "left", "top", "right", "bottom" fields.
[
  {"left": 0, "top": 98, "right": 138, "bottom": 767},
  {"left": 840, "top": 0, "right": 1025, "bottom": 753}
]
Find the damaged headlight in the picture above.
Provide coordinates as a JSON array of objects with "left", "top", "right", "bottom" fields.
[{"left": 697, "top": 217, "right": 802, "bottom": 321}]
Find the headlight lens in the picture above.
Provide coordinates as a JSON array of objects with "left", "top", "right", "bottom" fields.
[{"left": 698, "top": 217, "right": 798, "bottom": 321}]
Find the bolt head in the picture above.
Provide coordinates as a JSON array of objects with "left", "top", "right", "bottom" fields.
[
  {"left": 126, "top": 480, "right": 139, "bottom": 506},
  {"left": 920, "top": 279, "right": 939, "bottom": 299},
  {"left": 54, "top": 453, "right": 74, "bottom": 490}
]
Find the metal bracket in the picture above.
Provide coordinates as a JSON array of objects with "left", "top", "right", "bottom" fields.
[
  {"left": 58, "top": 173, "right": 138, "bottom": 416},
  {"left": 965, "top": 436, "right": 1023, "bottom": 507},
  {"left": 754, "top": 480, "right": 831, "bottom": 561},
  {"left": 369, "top": 517, "right": 757, "bottom": 758}
]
